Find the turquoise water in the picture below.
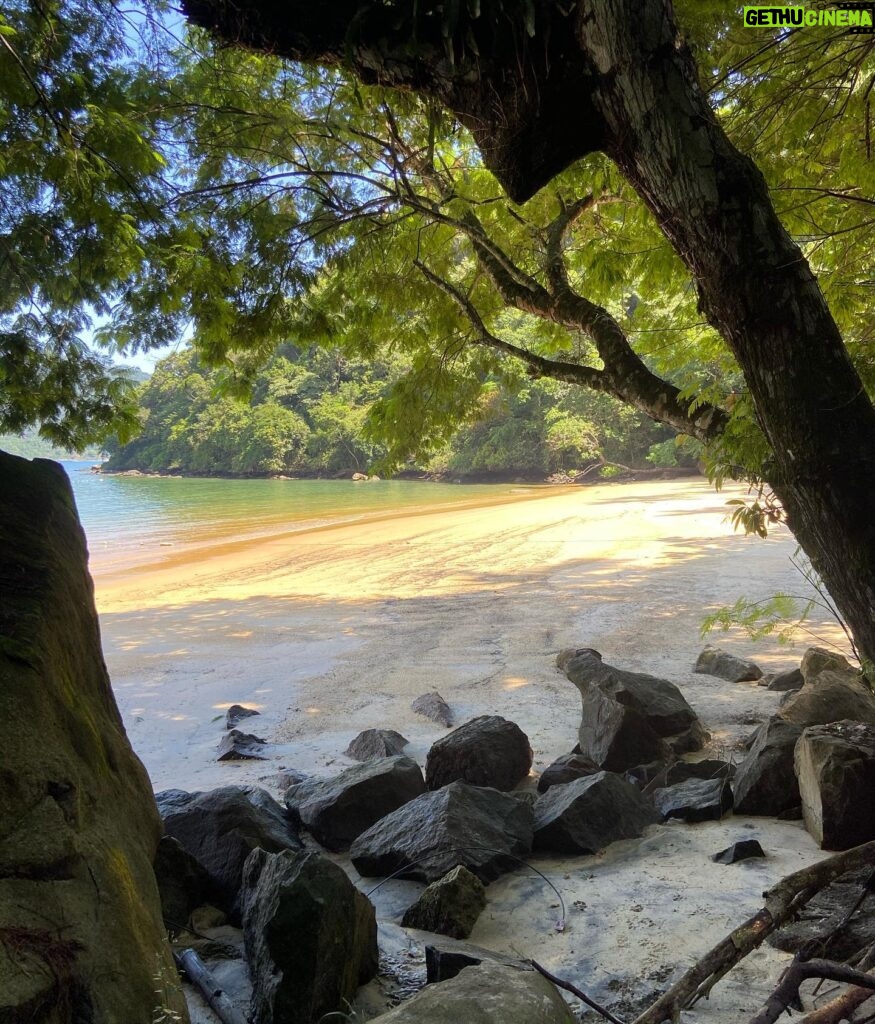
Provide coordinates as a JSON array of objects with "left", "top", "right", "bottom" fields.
[{"left": 60, "top": 461, "right": 535, "bottom": 568}]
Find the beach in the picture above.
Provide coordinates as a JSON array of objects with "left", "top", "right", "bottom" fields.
[{"left": 92, "top": 478, "right": 851, "bottom": 1021}]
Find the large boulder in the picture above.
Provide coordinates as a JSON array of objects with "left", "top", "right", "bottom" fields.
[
  {"left": 366, "top": 962, "right": 576, "bottom": 1024},
  {"left": 780, "top": 670, "right": 875, "bottom": 729},
  {"left": 800, "top": 647, "right": 854, "bottom": 683},
  {"left": 425, "top": 937, "right": 528, "bottom": 983},
  {"left": 241, "top": 848, "right": 378, "bottom": 1024},
  {"left": 0, "top": 454, "right": 187, "bottom": 1023},
  {"left": 533, "top": 772, "right": 659, "bottom": 853},
  {"left": 732, "top": 716, "right": 803, "bottom": 816},
  {"left": 157, "top": 786, "right": 301, "bottom": 910},
  {"left": 795, "top": 721, "right": 875, "bottom": 849},
  {"left": 562, "top": 650, "right": 704, "bottom": 770},
  {"left": 425, "top": 716, "right": 533, "bottom": 791},
  {"left": 284, "top": 755, "right": 426, "bottom": 851},
  {"left": 653, "top": 777, "right": 733, "bottom": 823},
  {"left": 401, "top": 865, "right": 487, "bottom": 939},
  {"left": 694, "top": 645, "right": 762, "bottom": 682},
  {"left": 350, "top": 781, "right": 534, "bottom": 882}
]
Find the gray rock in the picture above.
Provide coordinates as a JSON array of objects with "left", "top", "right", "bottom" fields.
[
  {"left": 694, "top": 645, "right": 763, "bottom": 683},
  {"left": 425, "top": 716, "right": 533, "bottom": 792},
  {"left": 795, "top": 721, "right": 875, "bottom": 849},
  {"left": 533, "top": 771, "right": 659, "bottom": 854},
  {"left": 770, "top": 866, "right": 875, "bottom": 960},
  {"left": 0, "top": 453, "right": 187, "bottom": 1023},
  {"left": 666, "top": 718, "right": 711, "bottom": 755},
  {"left": 767, "top": 668, "right": 804, "bottom": 692},
  {"left": 217, "top": 729, "right": 268, "bottom": 761},
  {"left": 732, "top": 716, "right": 803, "bottom": 816},
  {"left": 565, "top": 649, "right": 702, "bottom": 736},
  {"left": 536, "top": 752, "right": 599, "bottom": 793},
  {"left": 412, "top": 691, "right": 454, "bottom": 727},
  {"left": 780, "top": 670, "right": 875, "bottom": 729},
  {"left": 157, "top": 786, "right": 301, "bottom": 911},
  {"left": 425, "top": 937, "right": 528, "bottom": 983},
  {"left": 562, "top": 650, "right": 704, "bottom": 770},
  {"left": 402, "top": 865, "right": 487, "bottom": 939},
  {"left": 241, "top": 848, "right": 377, "bottom": 1024},
  {"left": 712, "top": 840, "right": 766, "bottom": 864},
  {"left": 225, "top": 704, "right": 260, "bottom": 729},
  {"left": 625, "top": 760, "right": 669, "bottom": 789},
  {"left": 345, "top": 728, "right": 409, "bottom": 760},
  {"left": 800, "top": 647, "right": 854, "bottom": 683},
  {"left": 368, "top": 961, "right": 575, "bottom": 1024},
  {"left": 350, "top": 781, "right": 534, "bottom": 883},
  {"left": 653, "top": 777, "right": 733, "bottom": 822},
  {"left": 285, "top": 756, "right": 426, "bottom": 851},
  {"left": 153, "top": 836, "right": 213, "bottom": 932}
]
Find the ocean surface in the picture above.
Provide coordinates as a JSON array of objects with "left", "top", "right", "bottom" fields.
[{"left": 59, "top": 461, "right": 535, "bottom": 571}]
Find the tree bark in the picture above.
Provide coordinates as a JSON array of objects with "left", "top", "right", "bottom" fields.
[{"left": 182, "top": 0, "right": 875, "bottom": 673}]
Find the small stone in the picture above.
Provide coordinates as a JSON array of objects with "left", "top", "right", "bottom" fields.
[
  {"left": 767, "top": 668, "right": 804, "bottom": 692},
  {"left": 345, "top": 729, "right": 409, "bottom": 760},
  {"left": 217, "top": 729, "right": 268, "bottom": 761},
  {"left": 226, "top": 704, "right": 261, "bottom": 729},
  {"left": 694, "top": 646, "right": 762, "bottom": 683},
  {"left": 653, "top": 777, "right": 733, "bottom": 823},
  {"left": 712, "top": 840, "right": 766, "bottom": 864},
  {"left": 401, "top": 865, "right": 487, "bottom": 939},
  {"left": 412, "top": 692, "right": 453, "bottom": 727}
]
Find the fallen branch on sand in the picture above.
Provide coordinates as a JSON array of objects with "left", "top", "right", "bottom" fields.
[
  {"left": 798, "top": 943, "right": 875, "bottom": 1024},
  {"left": 632, "top": 839, "right": 875, "bottom": 1024},
  {"left": 748, "top": 955, "right": 875, "bottom": 1024}
]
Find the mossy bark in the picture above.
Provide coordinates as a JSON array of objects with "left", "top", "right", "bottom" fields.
[{"left": 0, "top": 453, "right": 188, "bottom": 1023}]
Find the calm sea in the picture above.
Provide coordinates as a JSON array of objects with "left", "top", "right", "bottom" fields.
[{"left": 59, "top": 461, "right": 534, "bottom": 571}]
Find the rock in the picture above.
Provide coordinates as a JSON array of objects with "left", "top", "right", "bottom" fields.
[
  {"left": 780, "top": 670, "right": 875, "bottom": 729},
  {"left": 425, "top": 716, "right": 533, "bottom": 792},
  {"left": 285, "top": 756, "right": 426, "bottom": 851},
  {"left": 653, "top": 778, "right": 733, "bottom": 822},
  {"left": 225, "top": 704, "right": 260, "bottom": 729},
  {"left": 666, "top": 719, "right": 711, "bottom": 755},
  {"left": 401, "top": 865, "right": 487, "bottom": 939},
  {"left": 217, "top": 729, "right": 268, "bottom": 761},
  {"left": 345, "top": 728, "right": 409, "bottom": 760},
  {"left": 770, "top": 866, "right": 875, "bottom": 961},
  {"left": 565, "top": 649, "right": 702, "bottom": 736},
  {"left": 189, "top": 905, "right": 227, "bottom": 932},
  {"left": 625, "top": 760, "right": 669, "bottom": 788},
  {"left": 562, "top": 649, "right": 704, "bottom": 770},
  {"left": 0, "top": 453, "right": 187, "bottom": 1023},
  {"left": 350, "top": 781, "right": 534, "bottom": 882},
  {"left": 767, "top": 668, "right": 804, "bottom": 692},
  {"left": 533, "top": 771, "right": 659, "bottom": 854},
  {"left": 800, "top": 647, "right": 854, "bottom": 683},
  {"left": 157, "top": 786, "right": 301, "bottom": 911},
  {"left": 694, "top": 645, "right": 763, "bottom": 683},
  {"left": 663, "top": 759, "right": 735, "bottom": 785},
  {"left": 536, "top": 752, "right": 599, "bottom": 793},
  {"left": 153, "top": 836, "right": 213, "bottom": 932},
  {"left": 425, "top": 937, "right": 528, "bottom": 983},
  {"left": 712, "top": 840, "right": 766, "bottom": 864},
  {"left": 732, "top": 716, "right": 803, "bottom": 816},
  {"left": 271, "top": 768, "right": 310, "bottom": 790},
  {"left": 795, "top": 721, "right": 875, "bottom": 849},
  {"left": 241, "top": 848, "right": 378, "bottom": 1024},
  {"left": 368, "top": 961, "right": 576, "bottom": 1024},
  {"left": 412, "top": 691, "right": 454, "bottom": 727}
]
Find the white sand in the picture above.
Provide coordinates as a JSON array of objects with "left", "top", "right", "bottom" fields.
[{"left": 93, "top": 478, "right": 854, "bottom": 1022}]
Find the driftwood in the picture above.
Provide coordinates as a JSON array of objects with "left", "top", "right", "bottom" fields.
[
  {"left": 174, "top": 948, "right": 247, "bottom": 1024},
  {"left": 748, "top": 956, "right": 875, "bottom": 1024},
  {"left": 529, "top": 958, "right": 627, "bottom": 1024},
  {"left": 799, "top": 944, "right": 875, "bottom": 1024},
  {"left": 633, "top": 839, "right": 875, "bottom": 1024}
]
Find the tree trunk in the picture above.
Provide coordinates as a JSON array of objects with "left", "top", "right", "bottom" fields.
[{"left": 182, "top": 0, "right": 875, "bottom": 673}]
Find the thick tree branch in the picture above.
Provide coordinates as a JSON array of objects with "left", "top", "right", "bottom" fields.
[{"left": 748, "top": 957, "right": 875, "bottom": 1024}]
